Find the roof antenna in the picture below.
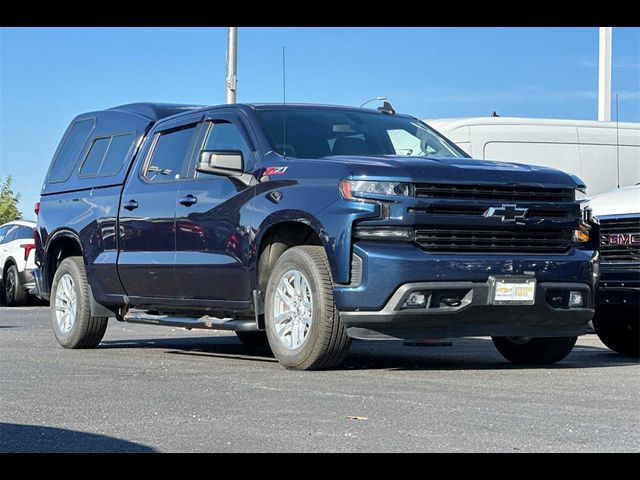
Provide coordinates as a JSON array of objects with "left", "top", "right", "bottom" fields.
[
  {"left": 491, "top": 111, "right": 500, "bottom": 117},
  {"left": 616, "top": 93, "right": 620, "bottom": 188},
  {"left": 282, "top": 46, "right": 287, "bottom": 158},
  {"left": 377, "top": 101, "right": 395, "bottom": 115}
]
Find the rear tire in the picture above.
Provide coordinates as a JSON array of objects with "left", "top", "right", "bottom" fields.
[
  {"left": 3, "top": 264, "right": 27, "bottom": 306},
  {"left": 50, "top": 256, "right": 108, "bottom": 349},
  {"left": 593, "top": 307, "right": 639, "bottom": 356},
  {"left": 264, "top": 245, "right": 351, "bottom": 370},
  {"left": 492, "top": 336, "right": 577, "bottom": 364},
  {"left": 235, "top": 330, "right": 269, "bottom": 347}
]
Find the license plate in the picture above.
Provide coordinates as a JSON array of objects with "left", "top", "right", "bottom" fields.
[{"left": 489, "top": 277, "right": 536, "bottom": 305}]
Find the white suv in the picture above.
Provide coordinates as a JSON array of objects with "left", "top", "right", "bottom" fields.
[{"left": 0, "top": 220, "right": 37, "bottom": 305}]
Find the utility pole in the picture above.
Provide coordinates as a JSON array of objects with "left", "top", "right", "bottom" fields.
[
  {"left": 598, "top": 27, "right": 612, "bottom": 121},
  {"left": 225, "top": 27, "right": 238, "bottom": 104}
]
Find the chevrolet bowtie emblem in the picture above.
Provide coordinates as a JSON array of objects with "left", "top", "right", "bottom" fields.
[{"left": 483, "top": 204, "right": 529, "bottom": 223}]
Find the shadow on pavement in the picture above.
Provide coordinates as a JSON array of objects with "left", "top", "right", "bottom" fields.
[
  {"left": 101, "top": 335, "right": 278, "bottom": 363},
  {"left": 99, "top": 335, "right": 639, "bottom": 371},
  {"left": 0, "top": 423, "right": 156, "bottom": 453},
  {"left": 339, "top": 340, "right": 640, "bottom": 371}
]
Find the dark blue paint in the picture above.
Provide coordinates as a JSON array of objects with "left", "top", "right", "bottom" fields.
[
  {"left": 335, "top": 242, "right": 597, "bottom": 311},
  {"left": 35, "top": 102, "right": 596, "bottom": 328}
]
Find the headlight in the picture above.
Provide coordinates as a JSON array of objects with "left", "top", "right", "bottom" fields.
[
  {"left": 570, "top": 175, "right": 588, "bottom": 201},
  {"left": 354, "top": 226, "right": 414, "bottom": 240},
  {"left": 340, "top": 180, "right": 410, "bottom": 200},
  {"left": 575, "top": 187, "right": 588, "bottom": 201}
]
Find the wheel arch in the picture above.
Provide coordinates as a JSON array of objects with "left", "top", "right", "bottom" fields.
[
  {"left": 44, "top": 229, "right": 85, "bottom": 293},
  {"left": 254, "top": 216, "right": 332, "bottom": 297}
]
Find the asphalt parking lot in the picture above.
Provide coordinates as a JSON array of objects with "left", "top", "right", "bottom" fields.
[{"left": 1, "top": 305, "right": 638, "bottom": 452}]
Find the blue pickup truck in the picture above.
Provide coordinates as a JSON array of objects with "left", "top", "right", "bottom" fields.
[{"left": 34, "top": 102, "right": 598, "bottom": 369}]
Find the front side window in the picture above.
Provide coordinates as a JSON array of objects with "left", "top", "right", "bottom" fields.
[
  {"left": 48, "top": 119, "right": 95, "bottom": 182},
  {"left": 255, "top": 108, "right": 467, "bottom": 160},
  {"left": 199, "top": 121, "right": 252, "bottom": 173},
  {"left": 144, "top": 124, "right": 198, "bottom": 182},
  {"left": 0, "top": 225, "right": 11, "bottom": 243},
  {"left": 1, "top": 226, "right": 19, "bottom": 244},
  {"left": 80, "top": 133, "right": 135, "bottom": 177}
]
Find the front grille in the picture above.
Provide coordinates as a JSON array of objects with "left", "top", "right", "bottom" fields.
[
  {"left": 599, "top": 216, "right": 640, "bottom": 263},
  {"left": 412, "top": 205, "right": 569, "bottom": 218},
  {"left": 414, "top": 184, "right": 574, "bottom": 202},
  {"left": 415, "top": 227, "right": 573, "bottom": 253}
]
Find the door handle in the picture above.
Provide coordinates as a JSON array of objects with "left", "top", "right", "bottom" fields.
[
  {"left": 178, "top": 195, "right": 198, "bottom": 207},
  {"left": 122, "top": 200, "right": 139, "bottom": 211}
]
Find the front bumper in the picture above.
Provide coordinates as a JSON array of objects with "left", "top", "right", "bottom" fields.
[
  {"left": 335, "top": 242, "right": 597, "bottom": 340},
  {"left": 341, "top": 280, "right": 593, "bottom": 340},
  {"left": 597, "top": 263, "right": 640, "bottom": 307}
]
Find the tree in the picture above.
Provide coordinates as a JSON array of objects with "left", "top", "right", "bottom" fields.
[{"left": 0, "top": 176, "right": 22, "bottom": 224}]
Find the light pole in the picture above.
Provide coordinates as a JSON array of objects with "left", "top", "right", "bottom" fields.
[
  {"left": 225, "top": 27, "right": 238, "bottom": 104},
  {"left": 598, "top": 27, "right": 612, "bottom": 121},
  {"left": 360, "top": 96, "right": 388, "bottom": 108}
]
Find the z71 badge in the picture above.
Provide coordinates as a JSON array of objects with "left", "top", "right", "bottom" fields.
[{"left": 263, "top": 166, "right": 288, "bottom": 176}]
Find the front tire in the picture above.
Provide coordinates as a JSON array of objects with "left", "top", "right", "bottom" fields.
[
  {"left": 492, "top": 336, "right": 577, "bottom": 364},
  {"left": 50, "top": 256, "right": 108, "bottom": 349},
  {"left": 593, "top": 307, "right": 639, "bottom": 356},
  {"left": 3, "top": 264, "right": 27, "bottom": 306},
  {"left": 264, "top": 246, "right": 351, "bottom": 370}
]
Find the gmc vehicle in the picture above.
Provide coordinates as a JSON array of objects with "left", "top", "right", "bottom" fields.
[
  {"left": 35, "top": 102, "right": 598, "bottom": 370},
  {"left": 589, "top": 185, "right": 640, "bottom": 356}
]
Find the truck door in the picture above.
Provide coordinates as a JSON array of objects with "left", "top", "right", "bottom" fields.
[
  {"left": 174, "top": 112, "right": 257, "bottom": 302},
  {"left": 118, "top": 117, "right": 201, "bottom": 300}
]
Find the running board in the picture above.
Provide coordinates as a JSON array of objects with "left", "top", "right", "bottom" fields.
[{"left": 123, "top": 310, "right": 258, "bottom": 332}]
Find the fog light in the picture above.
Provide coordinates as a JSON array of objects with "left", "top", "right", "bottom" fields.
[
  {"left": 404, "top": 291, "right": 427, "bottom": 308},
  {"left": 569, "top": 291, "right": 584, "bottom": 307}
]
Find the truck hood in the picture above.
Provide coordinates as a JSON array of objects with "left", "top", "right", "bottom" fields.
[
  {"left": 323, "top": 155, "right": 582, "bottom": 189},
  {"left": 588, "top": 185, "right": 640, "bottom": 218}
]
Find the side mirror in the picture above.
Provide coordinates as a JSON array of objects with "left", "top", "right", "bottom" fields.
[{"left": 196, "top": 150, "right": 244, "bottom": 176}]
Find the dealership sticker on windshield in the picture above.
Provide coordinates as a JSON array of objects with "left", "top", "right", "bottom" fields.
[{"left": 488, "top": 276, "right": 536, "bottom": 305}]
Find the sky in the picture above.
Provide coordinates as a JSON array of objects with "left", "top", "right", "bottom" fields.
[{"left": 1, "top": 27, "right": 639, "bottom": 217}]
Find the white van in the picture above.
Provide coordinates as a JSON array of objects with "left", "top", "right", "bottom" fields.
[{"left": 427, "top": 117, "right": 640, "bottom": 196}]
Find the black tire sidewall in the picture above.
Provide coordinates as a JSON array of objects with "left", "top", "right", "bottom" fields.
[
  {"left": 3, "top": 265, "right": 18, "bottom": 305},
  {"left": 593, "top": 307, "right": 639, "bottom": 356},
  {"left": 492, "top": 336, "right": 577, "bottom": 364},
  {"left": 264, "top": 249, "right": 327, "bottom": 368},
  {"left": 50, "top": 258, "right": 92, "bottom": 348}
]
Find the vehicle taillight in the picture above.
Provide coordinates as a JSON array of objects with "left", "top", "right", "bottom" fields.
[
  {"left": 34, "top": 202, "right": 40, "bottom": 216},
  {"left": 20, "top": 243, "right": 35, "bottom": 261}
]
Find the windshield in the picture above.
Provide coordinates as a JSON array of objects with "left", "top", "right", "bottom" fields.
[{"left": 255, "top": 107, "right": 468, "bottom": 159}]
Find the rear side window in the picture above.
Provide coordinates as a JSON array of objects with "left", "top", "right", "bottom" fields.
[
  {"left": 80, "top": 138, "right": 110, "bottom": 176},
  {"left": 48, "top": 119, "right": 95, "bottom": 182},
  {"left": 101, "top": 134, "right": 135, "bottom": 174},
  {"left": 17, "top": 226, "right": 34, "bottom": 240},
  {"left": 79, "top": 133, "right": 135, "bottom": 177},
  {"left": 144, "top": 124, "right": 198, "bottom": 182}
]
